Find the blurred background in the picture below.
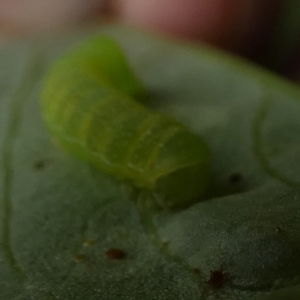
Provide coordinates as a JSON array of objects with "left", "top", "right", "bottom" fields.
[{"left": 0, "top": 0, "right": 300, "bottom": 78}]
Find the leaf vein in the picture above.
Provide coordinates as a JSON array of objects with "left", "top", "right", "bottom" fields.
[{"left": 1, "top": 47, "right": 44, "bottom": 280}]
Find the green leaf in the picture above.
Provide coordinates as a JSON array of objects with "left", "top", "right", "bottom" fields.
[{"left": 1, "top": 25, "right": 300, "bottom": 300}]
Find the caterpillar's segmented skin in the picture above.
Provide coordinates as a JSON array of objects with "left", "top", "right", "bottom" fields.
[{"left": 41, "top": 36, "right": 211, "bottom": 209}]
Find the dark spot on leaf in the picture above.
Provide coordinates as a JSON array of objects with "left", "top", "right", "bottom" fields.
[
  {"left": 229, "top": 172, "right": 244, "bottom": 184},
  {"left": 193, "top": 268, "right": 201, "bottom": 275},
  {"left": 33, "top": 159, "right": 51, "bottom": 171},
  {"left": 276, "top": 227, "right": 282, "bottom": 234},
  {"left": 83, "top": 239, "right": 95, "bottom": 247},
  {"left": 74, "top": 254, "right": 86, "bottom": 262},
  {"left": 162, "top": 241, "right": 170, "bottom": 249},
  {"left": 105, "top": 248, "right": 126, "bottom": 260},
  {"left": 207, "top": 270, "right": 229, "bottom": 289},
  {"left": 33, "top": 160, "right": 46, "bottom": 171}
]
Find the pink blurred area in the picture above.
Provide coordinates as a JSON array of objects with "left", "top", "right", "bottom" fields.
[{"left": 0, "top": 0, "right": 104, "bottom": 38}]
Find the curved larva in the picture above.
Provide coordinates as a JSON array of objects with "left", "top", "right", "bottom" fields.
[{"left": 41, "top": 36, "right": 211, "bottom": 209}]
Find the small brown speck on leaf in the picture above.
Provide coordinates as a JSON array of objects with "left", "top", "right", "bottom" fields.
[
  {"left": 207, "top": 270, "right": 229, "bottom": 289},
  {"left": 74, "top": 254, "right": 86, "bottom": 262},
  {"left": 276, "top": 227, "right": 282, "bottom": 234},
  {"left": 105, "top": 248, "right": 126, "bottom": 260},
  {"left": 229, "top": 172, "right": 244, "bottom": 184},
  {"left": 193, "top": 268, "right": 201, "bottom": 275},
  {"left": 33, "top": 160, "right": 46, "bottom": 170}
]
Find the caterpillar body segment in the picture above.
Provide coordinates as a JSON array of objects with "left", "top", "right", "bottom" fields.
[{"left": 41, "top": 36, "right": 211, "bottom": 209}]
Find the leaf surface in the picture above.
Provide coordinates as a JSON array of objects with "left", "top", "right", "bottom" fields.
[{"left": 1, "top": 26, "right": 300, "bottom": 299}]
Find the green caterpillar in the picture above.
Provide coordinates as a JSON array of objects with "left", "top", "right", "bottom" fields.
[{"left": 41, "top": 36, "right": 211, "bottom": 209}]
